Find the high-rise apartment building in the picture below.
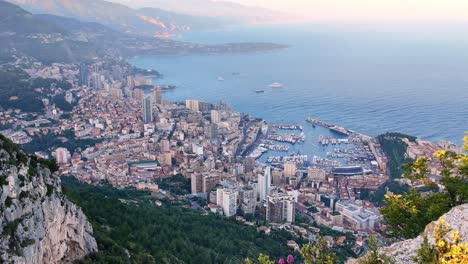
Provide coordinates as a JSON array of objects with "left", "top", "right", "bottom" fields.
[
  {"left": 153, "top": 87, "right": 162, "bottom": 105},
  {"left": 284, "top": 162, "right": 297, "bottom": 177},
  {"left": 185, "top": 99, "right": 199, "bottom": 112},
  {"left": 239, "top": 186, "right": 256, "bottom": 215},
  {"left": 258, "top": 167, "right": 271, "bottom": 201},
  {"left": 266, "top": 192, "right": 295, "bottom": 224},
  {"left": 142, "top": 96, "right": 153, "bottom": 123},
  {"left": 217, "top": 188, "right": 238, "bottom": 217},
  {"left": 211, "top": 110, "right": 220, "bottom": 124},
  {"left": 79, "top": 63, "right": 88, "bottom": 86},
  {"left": 191, "top": 173, "right": 203, "bottom": 194}
]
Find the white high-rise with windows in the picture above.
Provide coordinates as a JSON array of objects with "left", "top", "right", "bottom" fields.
[
  {"left": 210, "top": 110, "right": 220, "bottom": 124},
  {"left": 258, "top": 166, "right": 271, "bottom": 201},
  {"left": 216, "top": 188, "right": 238, "bottom": 217},
  {"left": 266, "top": 192, "right": 295, "bottom": 224},
  {"left": 185, "top": 99, "right": 199, "bottom": 112}
]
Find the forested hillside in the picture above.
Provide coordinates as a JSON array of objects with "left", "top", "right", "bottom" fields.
[{"left": 62, "top": 176, "right": 299, "bottom": 264}]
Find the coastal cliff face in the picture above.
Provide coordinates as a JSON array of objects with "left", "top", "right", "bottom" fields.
[
  {"left": 348, "top": 204, "right": 468, "bottom": 264},
  {"left": 0, "top": 137, "right": 97, "bottom": 263}
]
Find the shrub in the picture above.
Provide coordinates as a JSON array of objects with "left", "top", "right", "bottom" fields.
[{"left": 5, "top": 196, "right": 13, "bottom": 207}]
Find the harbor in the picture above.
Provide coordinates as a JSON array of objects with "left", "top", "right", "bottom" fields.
[{"left": 245, "top": 116, "right": 386, "bottom": 175}]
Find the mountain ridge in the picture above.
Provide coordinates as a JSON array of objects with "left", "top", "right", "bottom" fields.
[
  {"left": 0, "top": 0, "right": 287, "bottom": 63},
  {"left": 6, "top": 0, "right": 235, "bottom": 36},
  {"left": 111, "top": 0, "right": 287, "bottom": 23}
]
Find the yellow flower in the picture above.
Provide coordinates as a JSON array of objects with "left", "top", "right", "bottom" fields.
[
  {"left": 438, "top": 240, "right": 446, "bottom": 248},
  {"left": 459, "top": 156, "right": 468, "bottom": 165},
  {"left": 450, "top": 231, "right": 459, "bottom": 241},
  {"left": 435, "top": 150, "right": 447, "bottom": 159}
]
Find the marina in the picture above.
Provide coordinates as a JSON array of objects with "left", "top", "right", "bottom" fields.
[
  {"left": 266, "top": 133, "right": 305, "bottom": 144},
  {"left": 318, "top": 135, "right": 350, "bottom": 146},
  {"left": 265, "top": 144, "right": 289, "bottom": 151}
]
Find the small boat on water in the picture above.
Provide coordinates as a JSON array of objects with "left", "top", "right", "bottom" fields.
[
  {"left": 255, "top": 90, "right": 265, "bottom": 93},
  {"left": 269, "top": 82, "right": 283, "bottom": 88}
]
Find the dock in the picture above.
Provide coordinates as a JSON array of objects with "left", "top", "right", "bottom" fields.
[{"left": 306, "top": 117, "right": 352, "bottom": 136}]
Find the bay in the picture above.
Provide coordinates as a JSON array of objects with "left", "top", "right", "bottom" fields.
[{"left": 130, "top": 24, "right": 468, "bottom": 161}]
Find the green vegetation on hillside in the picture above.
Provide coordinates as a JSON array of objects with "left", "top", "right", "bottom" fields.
[
  {"left": 0, "top": 133, "right": 28, "bottom": 165},
  {"left": 1, "top": 133, "right": 59, "bottom": 185},
  {"left": 21, "top": 130, "right": 102, "bottom": 154},
  {"left": 365, "top": 133, "right": 414, "bottom": 205},
  {"left": 62, "top": 176, "right": 298, "bottom": 264},
  {"left": 51, "top": 94, "right": 76, "bottom": 112},
  {"left": 157, "top": 174, "right": 191, "bottom": 195},
  {"left": 377, "top": 132, "right": 415, "bottom": 180},
  {"left": 31, "top": 77, "right": 72, "bottom": 91},
  {"left": 0, "top": 66, "right": 73, "bottom": 113},
  {"left": 381, "top": 142, "right": 468, "bottom": 239},
  {"left": 0, "top": 66, "right": 44, "bottom": 113}
]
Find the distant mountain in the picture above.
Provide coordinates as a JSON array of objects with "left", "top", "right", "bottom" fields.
[
  {"left": 137, "top": 7, "right": 237, "bottom": 32},
  {"left": 0, "top": 0, "right": 109, "bottom": 63},
  {"left": 0, "top": 0, "right": 286, "bottom": 63},
  {"left": 111, "top": 0, "right": 290, "bottom": 24},
  {"left": 35, "top": 14, "right": 119, "bottom": 36},
  {"left": 0, "top": 0, "right": 64, "bottom": 34},
  {"left": 6, "top": 0, "right": 234, "bottom": 36}
]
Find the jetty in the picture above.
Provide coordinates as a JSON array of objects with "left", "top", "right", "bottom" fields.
[{"left": 306, "top": 117, "right": 352, "bottom": 136}]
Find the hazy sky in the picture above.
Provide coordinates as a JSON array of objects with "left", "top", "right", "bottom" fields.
[
  {"left": 220, "top": 0, "right": 468, "bottom": 24},
  {"left": 110, "top": 0, "right": 468, "bottom": 24}
]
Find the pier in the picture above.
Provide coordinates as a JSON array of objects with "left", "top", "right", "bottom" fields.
[{"left": 306, "top": 117, "right": 352, "bottom": 136}]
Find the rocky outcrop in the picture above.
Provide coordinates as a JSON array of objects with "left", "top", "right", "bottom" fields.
[
  {"left": 0, "top": 137, "right": 97, "bottom": 263},
  {"left": 381, "top": 204, "right": 468, "bottom": 263},
  {"left": 348, "top": 203, "right": 468, "bottom": 264}
]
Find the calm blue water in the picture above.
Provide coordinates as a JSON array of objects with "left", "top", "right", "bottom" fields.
[{"left": 131, "top": 24, "right": 468, "bottom": 150}]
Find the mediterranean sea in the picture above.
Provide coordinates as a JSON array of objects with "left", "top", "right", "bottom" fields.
[{"left": 130, "top": 24, "right": 468, "bottom": 162}]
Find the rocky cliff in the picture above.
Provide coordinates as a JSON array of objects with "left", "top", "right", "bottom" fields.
[
  {"left": 348, "top": 203, "right": 468, "bottom": 264},
  {"left": 381, "top": 204, "right": 467, "bottom": 263},
  {"left": 0, "top": 135, "right": 97, "bottom": 263}
]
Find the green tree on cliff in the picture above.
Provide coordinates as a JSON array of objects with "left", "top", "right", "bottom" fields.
[{"left": 381, "top": 134, "right": 468, "bottom": 239}]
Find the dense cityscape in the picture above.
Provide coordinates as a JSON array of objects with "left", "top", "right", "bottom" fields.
[
  {"left": 1, "top": 58, "right": 465, "bottom": 258},
  {"left": 0, "top": 0, "right": 467, "bottom": 263}
]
